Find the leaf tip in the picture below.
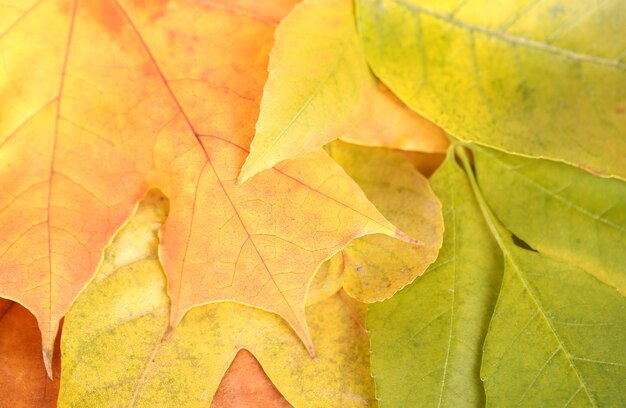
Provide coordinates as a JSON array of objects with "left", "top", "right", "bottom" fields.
[
  {"left": 236, "top": 161, "right": 255, "bottom": 185},
  {"left": 236, "top": 173, "right": 249, "bottom": 186},
  {"left": 307, "top": 343, "right": 318, "bottom": 361},
  {"left": 42, "top": 347, "right": 54, "bottom": 380},
  {"left": 163, "top": 324, "right": 175, "bottom": 342},
  {"left": 237, "top": 149, "right": 276, "bottom": 185}
]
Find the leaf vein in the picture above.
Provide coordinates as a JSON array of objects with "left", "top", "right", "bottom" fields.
[{"left": 394, "top": 0, "right": 625, "bottom": 69}]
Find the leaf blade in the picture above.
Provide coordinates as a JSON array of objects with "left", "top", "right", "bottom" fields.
[
  {"left": 0, "top": 0, "right": 410, "bottom": 361},
  {"left": 59, "top": 186, "right": 374, "bottom": 407},
  {"left": 356, "top": 0, "right": 626, "bottom": 178},
  {"left": 457, "top": 147, "right": 626, "bottom": 407},
  {"left": 240, "top": 0, "right": 448, "bottom": 181},
  {"left": 239, "top": 0, "right": 372, "bottom": 181},
  {"left": 327, "top": 141, "right": 444, "bottom": 303},
  {"left": 473, "top": 145, "right": 626, "bottom": 294},
  {"left": 59, "top": 193, "right": 376, "bottom": 407},
  {"left": 367, "top": 151, "right": 502, "bottom": 407}
]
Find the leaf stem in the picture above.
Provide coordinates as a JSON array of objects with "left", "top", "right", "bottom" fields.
[{"left": 454, "top": 145, "right": 507, "bottom": 249}]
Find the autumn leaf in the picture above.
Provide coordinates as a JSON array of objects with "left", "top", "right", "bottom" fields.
[
  {"left": 0, "top": 0, "right": 414, "bottom": 373},
  {"left": 368, "top": 146, "right": 626, "bottom": 406},
  {"left": 341, "top": 82, "right": 448, "bottom": 154},
  {"left": 481, "top": 236, "right": 626, "bottom": 406},
  {"left": 455, "top": 148, "right": 626, "bottom": 406},
  {"left": 325, "top": 141, "right": 443, "bottom": 302},
  {"left": 4, "top": 0, "right": 624, "bottom": 405},
  {"left": 368, "top": 151, "right": 502, "bottom": 407},
  {"left": 396, "top": 150, "right": 446, "bottom": 178},
  {"left": 239, "top": 0, "right": 447, "bottom": 182},
  {"left": 0, "top": 299, "right": 60, "bottom": 407},
  {"left": 473, "top": 146, "right": 626, "bottom": 294},
  {"left": 356, "top": 0, "right": 626, "bottom": 179},
  {"left": 59, "top": 192, "right": 376, "bottom": 407}
]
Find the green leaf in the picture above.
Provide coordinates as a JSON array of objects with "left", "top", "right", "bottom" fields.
[
  {"left": 367, "top": 151, "right": 502, "bottom": 406},
  {"left": 482, "top": 244, "right": 626, "bottom": 407},
  {"left": 326, "top": 141, "right": 444, "bottom": 303},
  {"left": 369, "top": 146, "right": 626, "bottom": 406},
  {"left": 457, "top": 148, "right": 626, "bottom": 407},
  {"left": 473, "top": 146, "right": 626, "bottom": 294},
  {"left": 356, "top": 0, "right": 626, "bottom": 179}
]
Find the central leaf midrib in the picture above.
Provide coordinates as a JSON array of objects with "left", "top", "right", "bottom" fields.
[
  {"left": 436, "top": 159, "right": 458, "bottom": 407},
  {"left": 502, "top": 252, "right": 597, "bottom": 406}
]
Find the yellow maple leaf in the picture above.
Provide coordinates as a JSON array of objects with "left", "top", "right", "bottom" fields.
[{"left": 59, "top": 189, "right": 377, "bottom": 407}]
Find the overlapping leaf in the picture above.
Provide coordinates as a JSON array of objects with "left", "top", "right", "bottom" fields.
[
  {"left": 474, "top": 146, "right": 626, "bottom": 293},
  {"left": 369, "top": 146, "right": 626, "bottom": 406},
  {"left": 459, "top": 147, "right": 626, "bottom": 407},
  {"left": 211, "top": 350, "right": 291, "bottom": 408},
  {"left": 59, "top": 192, "right": 376, "bottom": 407},
  {"left": 4, "top": 0, "right": 623, "bottom": 405},
  {"left": 356, "top": 0, "right": 626, "bottom": 179},
  {"left": 368, "top": 151, "right": 502, "bottom": 407},
  {"left": 481, "top": 236, "right": 626, "bottom": 406},
  {"left": 239, "top": 0, "right": 448, "bottom": 181},
  {"left": 0, "top": 0, "right": 414, "bottom": 372},
  {"left": 326, "top": 142, "right": 443, "bottom": 302}
]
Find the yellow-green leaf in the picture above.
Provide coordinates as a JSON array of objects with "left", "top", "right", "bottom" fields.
[
  {"left": 239, "top": 0, "right": 370, "bottom": 181},
  {"left": 326, "top": 141, "right": 444, "bottom": 302},
  {"left": 458, "top": 148, "right": 626, "bottom": 407},
  {"left": 356, "top": 0, "right": 626, "bottom": 179},
  {"left": 239, "top": 0, "right": 447, "bottom": 182},
  {"left": 474, "top": 145, "right": 626, "bottom": 294},
  {"left": 59, "top": 191, "right": 375, "bottom": 407},
  {"left": 367, "top": 150, "right": 502, "bottom": 406},
  {"left": 482, "top": 243, "right": 626, "bottom": 406}
]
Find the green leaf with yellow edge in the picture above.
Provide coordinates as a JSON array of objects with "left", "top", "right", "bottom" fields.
[
  {"left": 239, "top": 0, "right": 447, "bottom": 182},
  {"left": 324, "top": 141, "right": 444, "bottom": 302},
  {"left": 367, "top": 150, "right": 502, "bottom": 407},
  {"left": 356, "top": 0, "right": 626, "bottom": 179},
  {"left": 457, "top": 148, "right": 626, "bottom": 407},
  {"left": 59, "top": 190, "right": 376, "bottom": 407},
  {"left": 473, "top": 145, "right": 626, "bottom": 294}
]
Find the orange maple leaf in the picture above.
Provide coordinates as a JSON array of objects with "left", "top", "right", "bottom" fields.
[{"left": 0, "top": 0, "right": 415, "bottom": 375}]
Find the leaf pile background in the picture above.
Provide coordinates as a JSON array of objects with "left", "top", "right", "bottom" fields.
[{"left": 1, "top": 0, "right": 625, "bottom": 406}]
